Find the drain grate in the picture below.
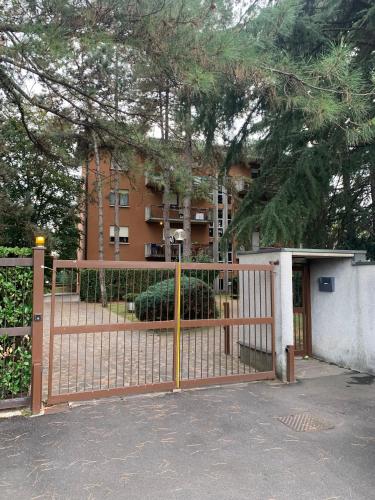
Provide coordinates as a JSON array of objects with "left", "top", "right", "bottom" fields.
[{"left": 277, "top": 413, "right": 334, "bottom": 432}]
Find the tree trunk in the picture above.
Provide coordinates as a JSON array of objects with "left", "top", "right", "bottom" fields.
[
  {"left": 92, "top": 130, "right": 108, "bottom": 307},
  {"left": 342, "top": 169, "right": 355, "bottom": 247},
  {"left": 113, "top": 47, "right": 120, "bottom": 261},
  {"left": 162, "top": 177, "right": 172, "bottom": 261},
  {"left": 183, "top": 100, "right": 192, "bottom": 259},
  {"left": 370, "top": 163, "right": 375, "bottom": 239},
  {"left": 212, "top": 183, "right": 219, "bottom": 262},
  {"left": 162, "top": 88, "right": 172, "bottom": 261},
  {"left": 113, "top": 159, "right": 120, "bottom": 261}
]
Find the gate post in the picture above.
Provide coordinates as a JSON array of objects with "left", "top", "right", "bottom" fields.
[
  {"left": 31, "top": 241, "right": 45, "bottom": 414},
  {"left": 174, "top": 262, "right": 182, "bottom": 389}
]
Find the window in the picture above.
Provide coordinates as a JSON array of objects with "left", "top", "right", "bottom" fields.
[
  {"left": 227, "top": 210, "right": 232, "bottom": 224},
  {"left": 109, "top": 190, "right": 129, "bottom": 207},
  {"left": 169, "top": 192, "right": 179, "bottom": 209},
  {"left": 209, "top": 223, "right": 223, "bottom": 238},
  {"left": 219, "top": 242, "right": 232, "bottom": 263},
  {"left": 217, "top": 186, "right": 224, "bottom": 204},
  {"left": 218, "top": 208, "right": 224, "bottom": 236},
  {"left": 227, "top": 242, "right": 233, "bottom": 263},
  {"left": 110, "top": 226, "right": 129, "bottom": 243}
]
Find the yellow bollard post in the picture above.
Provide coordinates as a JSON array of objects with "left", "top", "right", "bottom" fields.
[{"left": 175, "top": 262, "right": 182, "bottom": 389}]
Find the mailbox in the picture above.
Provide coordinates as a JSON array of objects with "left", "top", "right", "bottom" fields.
[{"left": 318, "top": 277, "right": 335, "bottom": 292}]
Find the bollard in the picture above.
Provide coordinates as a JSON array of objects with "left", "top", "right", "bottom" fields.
[{"left": 286, "top": 344, "right": 295, "bottom": 383}]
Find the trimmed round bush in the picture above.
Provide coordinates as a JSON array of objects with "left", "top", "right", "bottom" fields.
[{"left": 135, "top": 276, "right": 217, "bottom": 321}]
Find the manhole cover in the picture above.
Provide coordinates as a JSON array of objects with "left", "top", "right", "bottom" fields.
[{"left": 277, "top": 413, "right": 334, "bottom": 432}]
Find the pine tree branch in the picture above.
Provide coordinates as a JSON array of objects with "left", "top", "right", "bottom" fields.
[{"left": 260, "top": 65, "right": 375, "bottom": 96}]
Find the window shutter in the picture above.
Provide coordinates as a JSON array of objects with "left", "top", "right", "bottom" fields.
[{"left": 119, "top": 227, "right": 128, "bottom": 238}]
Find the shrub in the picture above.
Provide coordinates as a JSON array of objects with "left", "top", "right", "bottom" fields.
[
  {"left": 182, "top": 253, "right": 219, "bottom": 287},
  {"left": 0, "top": 334, "right": 31, "bottom": 397},
  {"left": 0, "top": 247, "right": 32, "bottom": 258},
  {"left": 79, "top": 268, "right": 171, "bottom": 302},
  {"left": 0, "top": 247, "right": 33, "bottom": 397},
  {"left": 56, "top": 269, "right": 76, "bottom": 286},
  {"left": 135, "top": 276, "right": 217, "bottom": 321},
  {"left": 0, "top": 252, "right": 33, "bottom": 328}
]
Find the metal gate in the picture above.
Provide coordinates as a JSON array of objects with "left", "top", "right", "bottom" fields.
[{"left": 47, "top": 260, "right": 275, "bottom": 405}]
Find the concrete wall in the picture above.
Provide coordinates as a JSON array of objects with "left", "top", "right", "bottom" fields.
[
  {"left": 310, "top": 260, "right": 375, "bottom": 375},
  {"left": 238, "top": 252, "right": 294, "bottom": 381}
]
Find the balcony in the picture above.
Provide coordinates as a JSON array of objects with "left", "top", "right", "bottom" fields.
[
  {"left": 145, "top": 243, "right": 176, "bottom": 260},
  {"left": 145, "top": 243, "right": 212, "bottom": 260},
  {"left": 145, "top": 205, "right": 212, "bottom": 224}
]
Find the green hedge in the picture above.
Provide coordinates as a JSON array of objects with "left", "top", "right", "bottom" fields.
[
  {"left": 0, "top": 334, "right": 31, "bottom": 397},
  {"left": 182, "top": 253, "right": 219, "bottom": 287},
  {"left": 0, "top": 246, "right": 32, "bottom": 258},
  {"left": 0, "top": 246, "right": 33, "bottom": 397},
  {"left": 0, "top": 250, "right": 33, "bottom": 328},
  {"left": 135, "top": 276, "right": 217, "bottom": 321},
  {"left": 79, "top": 268, "right": 172, "bottom": 302},
  {"left": 78, "top": 256, "right": 220, "bottom": 304}
]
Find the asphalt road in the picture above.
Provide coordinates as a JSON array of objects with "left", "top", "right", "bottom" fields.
[{"left": 0, "top": 371, "right": 374, "bottom": 500}]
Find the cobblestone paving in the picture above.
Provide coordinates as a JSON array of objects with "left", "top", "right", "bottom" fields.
[{"left": 43, "top": 299, "right": 268, "bottom": 400}]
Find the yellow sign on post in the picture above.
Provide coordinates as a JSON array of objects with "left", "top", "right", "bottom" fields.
[{"left": 175, "top": 262, "right": 182, "bottom": 389}]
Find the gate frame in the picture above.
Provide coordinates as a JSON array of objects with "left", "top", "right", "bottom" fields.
[
  {"left": 46, "top": 260, "right": 276, "bottom": 406},
  {"left": 179, "top": 262, "right": 276, "bottom": 388}
]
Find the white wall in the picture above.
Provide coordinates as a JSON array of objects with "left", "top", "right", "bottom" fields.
[
  {"left": 238, "top": 251, "right": 294, "bottom": 380},
  {"left": 310, "top": 260, "right": 375, "bottom": 375}
]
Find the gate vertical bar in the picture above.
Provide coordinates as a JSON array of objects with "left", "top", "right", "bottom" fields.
[
  {"left": 47, "top": 258, "right": 57, "bottom": 402},
  {"left": 31, "top": 243, "right": 45, "bottom": 414},
  {"left": 174, "top": 262, "right": 182, "bottom": 389},
  {"left": 223, "top": 302, "right": 230, "bottom": 355}
]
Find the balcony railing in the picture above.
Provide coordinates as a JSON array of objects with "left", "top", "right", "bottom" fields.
[
  {"left": 145, "top": 243, "right": 212, "bottom": 260},
  {"left": 145, "top": 205, "right": 212, "bottom": 224}
]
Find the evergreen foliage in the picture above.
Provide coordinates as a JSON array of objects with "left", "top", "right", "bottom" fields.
[
  {"left": 0, "top": 0, "right": 373, "bottom": 257},
  {"left": 222, "top": 0, "right": 375, "bottom": 258},
  {"left": 135, "top": 276, "right": 217, "bottom": 322}
]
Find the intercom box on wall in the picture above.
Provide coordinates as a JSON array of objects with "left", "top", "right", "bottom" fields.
[{"left": 318, "top": 277, "right": 335, "bottom": 292}]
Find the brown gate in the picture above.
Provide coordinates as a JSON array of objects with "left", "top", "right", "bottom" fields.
[
  {"left": 292, "top": 265, "right": 311, "bottom": 356},
  {"left": 47, "top": 260, "right": 275, "bottom": 405}
]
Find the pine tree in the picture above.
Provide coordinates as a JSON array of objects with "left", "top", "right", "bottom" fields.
[{"left": 221, "top": 0, "right": 375, "bottom": 257}]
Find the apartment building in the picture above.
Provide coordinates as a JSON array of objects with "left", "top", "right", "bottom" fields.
[{"left": 81, "top": 150, "right": 258, "bottom": 263}]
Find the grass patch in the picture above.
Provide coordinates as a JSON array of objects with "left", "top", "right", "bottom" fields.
[{"left": 108, "top": 302, "right": 137, "bottom": 322}]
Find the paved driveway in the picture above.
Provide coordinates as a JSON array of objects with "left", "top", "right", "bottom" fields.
[{"left": 1, "top": 371, "right": 374, "bottom": 499}]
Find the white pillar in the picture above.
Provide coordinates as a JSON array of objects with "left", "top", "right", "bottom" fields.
[{"left": 238, "top": 250, "right": 294, "bottom": 381}]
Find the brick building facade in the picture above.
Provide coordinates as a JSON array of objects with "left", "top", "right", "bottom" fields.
[{"left": 80, "top": 150, "right": 258, "bottom": 263}]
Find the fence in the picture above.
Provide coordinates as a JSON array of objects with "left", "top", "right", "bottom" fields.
[
  {"left": 0, "top": 247, "right": 44, "bottom": 412},
  {"left": 46, "top": 259, "right": 275, "bottom": 405}
]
